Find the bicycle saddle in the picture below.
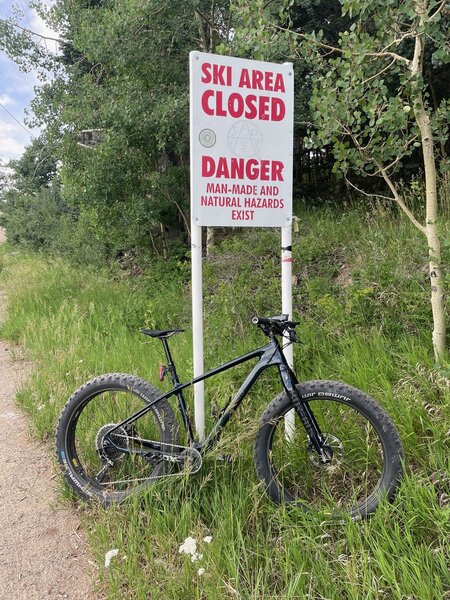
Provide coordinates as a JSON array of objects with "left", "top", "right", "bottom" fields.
[{"left": 140, "top": 328, "right": 185, "bottom": 339}]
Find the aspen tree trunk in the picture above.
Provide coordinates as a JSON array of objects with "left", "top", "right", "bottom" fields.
[
  {"left": 412, "top": 1, "right": 446, "bottom": 359},
  {"left": 206, "top": 226, "right": 215, "bottom": 255}
]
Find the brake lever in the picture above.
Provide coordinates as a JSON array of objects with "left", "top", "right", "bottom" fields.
[{"left": 287, "top": 329, "right": 299, "bottom": 343}]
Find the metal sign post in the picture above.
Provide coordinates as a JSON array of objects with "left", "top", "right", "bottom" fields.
[
  {"left": 190, "top": 52, "right": 294, "bottom": 439},
  {"left": 282, "top": 224, "right": 295, "bottom": 437}
]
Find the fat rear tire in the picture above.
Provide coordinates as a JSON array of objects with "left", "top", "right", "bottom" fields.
[{"left": 56, "top": 373, "right": 179, "bottom": 505}]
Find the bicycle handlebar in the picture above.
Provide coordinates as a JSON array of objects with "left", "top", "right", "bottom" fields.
[{"left": 251, "top": 315, "right": 299, "bottom": 338}]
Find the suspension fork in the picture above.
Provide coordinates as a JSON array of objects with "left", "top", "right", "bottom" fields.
[{"left": 278, "top": 363, "right": 326, "bottom": 454}]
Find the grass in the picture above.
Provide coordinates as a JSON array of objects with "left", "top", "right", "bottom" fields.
[{"left": 0, "top": 203, "right": 449, "bottom": 599}]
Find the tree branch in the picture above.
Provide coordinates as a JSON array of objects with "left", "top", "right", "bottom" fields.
[
  {"left": 360, "top": 58, "right": 397, "bottom": 85},
  {"left": 11, "top": 22, "right": 63, "bottom": 44},
  {"left": 336, "top": 118, "right": 425, "bottom": 233},
  {"left": 379, "top": 30, "right": 416, "bottom": 53},
  {"left": 344, "top": 175, "right": 395, "bottom": 202},
  {"left": 194, "top": 7, "right": 215, "bottom": 33},
  {"left": 294, "top": 119, "right": 314, "bottom": 127},
  {"left": 194, "top": 9, "right": 209, "bottom": 52},
  {"left": 429, "top": 0, "right": 447, "bottom": 21},
  {"left": 270, "top": 23, "right": 411, "bottom": 65},
  {"left": 373, "top": 158, "right": 427, "bottom": 234}
]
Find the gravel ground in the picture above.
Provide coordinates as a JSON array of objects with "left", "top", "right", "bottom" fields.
[{"left": 0, "top": 230, "right": 103, "bottom": 599}]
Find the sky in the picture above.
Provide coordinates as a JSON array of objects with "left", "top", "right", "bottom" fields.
[{"left": 0, "top": 0, "right": 58, "bottom": 166}]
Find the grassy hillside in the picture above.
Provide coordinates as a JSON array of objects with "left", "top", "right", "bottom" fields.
[{"left": 1, "top": 204, "right": 449, "bottom": 599}]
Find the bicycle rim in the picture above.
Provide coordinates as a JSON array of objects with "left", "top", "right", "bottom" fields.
[
  {"left": 65, "top": 388, "right": 169, "bottom": 498},
  {"left": 268, "top": 399, "right": 387, "bottom": 516}
]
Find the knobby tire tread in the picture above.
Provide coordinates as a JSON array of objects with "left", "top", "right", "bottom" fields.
[
  {"left": 55, "top": 373, "right": 179, "bottom": 505},
  {"left": 254, "top": 380, "right": 404, "bottom": 519}
]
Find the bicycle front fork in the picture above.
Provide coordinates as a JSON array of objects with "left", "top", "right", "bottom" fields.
[{"left": 278, "top": 364, "right": 327, "bottom": 457}]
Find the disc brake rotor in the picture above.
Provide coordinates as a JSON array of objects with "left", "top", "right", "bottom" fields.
[{"left": 309, "top": 434, "right": 344, "bottom": 470}]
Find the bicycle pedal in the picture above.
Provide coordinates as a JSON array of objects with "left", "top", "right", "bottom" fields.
[{"left": 217, "top": 453, "right": 233, "bottom": 463}]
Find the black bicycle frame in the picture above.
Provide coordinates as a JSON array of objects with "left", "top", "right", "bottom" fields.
[{"left": 108, "top": 336, "right": 325, "bottom": 456}]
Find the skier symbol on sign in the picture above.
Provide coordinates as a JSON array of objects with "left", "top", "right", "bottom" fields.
[{"left": 227, "top": 121, "right": 263, "bottom": 157}]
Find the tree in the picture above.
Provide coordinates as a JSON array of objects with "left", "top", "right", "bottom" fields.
[
  {"left": 232, "top": 0, "right": 449, "bottom": 361},
  {"left": 1, "top": 0, "right": 233, "bottom": 259},
  {"left": 229, "top": 0, "right": 355, "bottom": 194},
  {"left": 193, "top": 1, "right": 234, "bottom": 254},
  {"left": 0, "top": 135, "right": 63, "bottom": 249}
]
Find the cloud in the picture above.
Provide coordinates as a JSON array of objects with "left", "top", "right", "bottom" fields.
[
  {"left": 0, "top": 124, "right": 31, "bottom": 163},
  {"left": 0, "top": 60, "right": 37, "bottom": 161},
  {"left": 0, "top": 94, "right": 14, "bottom": 106}
]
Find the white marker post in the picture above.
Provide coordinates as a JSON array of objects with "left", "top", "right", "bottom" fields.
[
  {"left": 190, "top": 223, "right": 205, "bottom": 440},
  {"left": 190, "top": 52, "right": 294, "bottom": 439},
  {"left": 282, "top": 224, "right": 295, "bottom": 438},
  {"left": 282, "top": 59, "right": 295, "bottom": 437}
]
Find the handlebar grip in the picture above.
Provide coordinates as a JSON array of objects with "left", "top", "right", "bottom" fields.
[{"left": 252, "top": 316, "right": 274, "bottom": 327}]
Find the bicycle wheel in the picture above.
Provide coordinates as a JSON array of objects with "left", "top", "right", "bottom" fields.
[
  {"left": 254, "top": 381, "right": 403, "bottom": 518},
  {"left": 56, "top": 373, "right": 179, "bottom": 505}
]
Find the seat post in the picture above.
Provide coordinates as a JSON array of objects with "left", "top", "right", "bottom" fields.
[{"left": 161, "top": 337, "right": 180, "bottom": 386}]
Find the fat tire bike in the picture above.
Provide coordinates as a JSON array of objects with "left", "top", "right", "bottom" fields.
[{"left": 56, "top": 315, "right": 404, "bottom": 518}]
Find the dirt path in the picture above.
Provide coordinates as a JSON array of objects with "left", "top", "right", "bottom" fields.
[{"left": 0, "top": 231, "right": 102, "bottom": 599}]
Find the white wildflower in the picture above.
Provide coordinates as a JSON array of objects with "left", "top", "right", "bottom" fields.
[
  {"left": 179, "top": 536, "right": 197, "bottom": 557},
  {"left": 197, "top": 568, "right": 205, "bottom": 576},
  {"left": 104, "top": 548, "right": 119, "bottom": 568},
  {"left": 191, "top": 553, "right": 203, "bottom": 563},
  {"left": 202, "top": 536, "right": 212, "bottom": 544},
  {"left": 179, "top": 537, "right": 205, "bottom": 562}
]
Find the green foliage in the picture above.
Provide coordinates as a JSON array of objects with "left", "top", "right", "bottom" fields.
[
  {"left": 1, "top": 1, "right": 236, "bottom": 258},
  {"left": 232, "top": 0, "right": 449, "bottom": 183},
  {"left": 0, "top": 187, "right": 63, "bottom": 250},
  {"left": 231, "top": 0, "right": 449, "bottom": 359}
]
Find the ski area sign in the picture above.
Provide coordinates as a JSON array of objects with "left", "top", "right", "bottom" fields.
[{"left": 190, "top": 52, "right": 294, "bottom": 227}]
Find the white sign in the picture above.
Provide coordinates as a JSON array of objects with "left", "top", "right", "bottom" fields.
[{"left": 190, "top": 52, "right": 294, "bottom": 228}]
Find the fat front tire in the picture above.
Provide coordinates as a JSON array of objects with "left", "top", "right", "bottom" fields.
[
  {"left": 254, "top": 381, "right": 404, "bottom": 519},
  {"left": 56, "top": 373, "right": 179, "bottom": 505}
]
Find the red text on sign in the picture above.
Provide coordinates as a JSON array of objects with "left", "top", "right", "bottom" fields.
[
  {"left": 200, "top": 62, "right": 286, "bottom": 93},
  {"left": 244, "top": 197, "right": 284, "bottom": 209},
  {"left": 202, "top": 156, "right": 284, "bottom": 181},
  {"left": 201, "top": 196, "right": 241, "bottom": 207},
  {"left": 201, "top": 90, "right": 285, "bottom": 121},
  {"left": 201, "top": 63, "right": 233, "bottom": 86},
  {"left": 238, "top": 68, "right": 285, "bottom": 93},
  {"left": 232, "top": 210, "right": 254, "bottom": 221}
]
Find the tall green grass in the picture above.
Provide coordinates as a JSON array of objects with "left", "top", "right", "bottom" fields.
[{"left": 0, "top": 204, "right": 449, "bottom": 599}]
